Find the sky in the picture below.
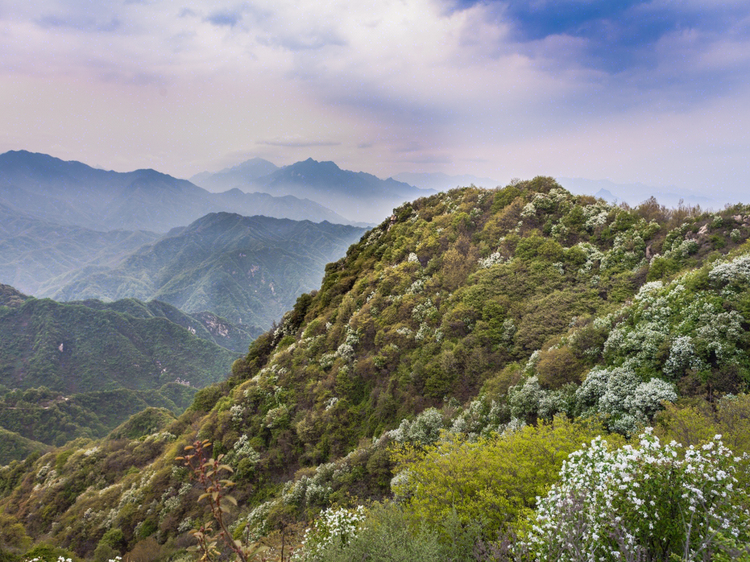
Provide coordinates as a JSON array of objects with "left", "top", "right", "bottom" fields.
[{"left": 1, "top": 0, "right": 749, "bottom": 203}]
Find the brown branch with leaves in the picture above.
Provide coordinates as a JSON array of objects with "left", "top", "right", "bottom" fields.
[{"left": 176, "top": 439, "right": 255, "bottom": 562}]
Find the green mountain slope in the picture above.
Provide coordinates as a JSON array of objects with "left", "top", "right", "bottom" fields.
[
  {"left": 74, "top": 298, "right": 257, "bottom": 353},
  {"left": 0, "top": 287, "right": 238, "bottom": 393},
  {"left": 0, "top": 285, "right": 238, "bottom": 457},
  {"left": 42, "top": 213, "right": 366, "bottom": 330},
  {"left": 1, "top": 179, "right": 749, "bottom": 559},
  {"left": 0, "top": 384, "right": 195, "bottom": 449},
  {"left": 0, "top": 427, "right": 49, "bottom": 466}
]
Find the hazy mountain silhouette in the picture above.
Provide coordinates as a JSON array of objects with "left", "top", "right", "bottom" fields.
[
  {"left": 190, "top": 157, "right": 279, "bottom": 192},
  {"left": 393, "top": 171, "right": 501, "bottom": 191},
  {"left": 194, "top": 156, "right": 433, "bottom": 223},
  {"left": 0, "top": 151, "right": 353, "bottom": 231}
]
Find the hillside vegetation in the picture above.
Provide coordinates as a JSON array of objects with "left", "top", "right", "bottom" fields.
[
  {"left": 0, "top": 285, "right": 238, "bottom": 458},
  {"left": 1, "top": 178, "right": 750, "bottom": 561}
]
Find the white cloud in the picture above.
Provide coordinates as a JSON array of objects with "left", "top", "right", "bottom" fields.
[{"left": 0, "top": 0, "right": 748, "bottom": 199}]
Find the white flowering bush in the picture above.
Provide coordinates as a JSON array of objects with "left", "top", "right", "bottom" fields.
[
  {"left": 230, "top": 404, "right": 245, "bottom": 424},
  {"left": 448, "top": 397, "right": 507, "bottom": 439},
  {"left": 597, "top": 265, "right": 750, "bottom": 386},
  {"left": 388, "top": 408, "right": 445, "bottom": 446},
  {"left": 292, "top": 506, "right": 366, "bottom": 562},
  {"left": 709, "top": 255, "right": 750, "bottom": 287},
  {"left": 508, "top": 377, "right": 542, "bottom": 421},
  {"left": 575, "top": 366, "right": 676, "bottom": 434},
  {"left": 478, "top": 251, "right": 508, "bottom": 269},
  {"left": 528, "top": 430, "right": 750, "bottom": 562}
]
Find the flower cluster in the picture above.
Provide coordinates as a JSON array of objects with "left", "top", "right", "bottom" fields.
[
  {"left": 387, "top": 408, "right": 445, "bottom": 446},
  {"left": 478, "top": 251, "right": 508, "bottom": 269},
  {"left": 528, "top": 431, "right": 750, "bottom": 561},
  {"left": 292, "top": 506, "right": 366, "bottom": 562},
  {"left": 709, "top": 255, "right": 750, "bottom": 287}
]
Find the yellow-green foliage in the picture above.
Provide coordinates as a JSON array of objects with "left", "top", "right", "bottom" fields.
[
  {"left": 656, "top": 393, "right": 750, "bottom": 454},
  {"left": 390, "top": 416, "right": 618, "bottom": 536}
]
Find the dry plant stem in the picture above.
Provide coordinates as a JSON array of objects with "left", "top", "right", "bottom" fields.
[{"left": 177, "top": 439, "right": 248, "bottom": 562}]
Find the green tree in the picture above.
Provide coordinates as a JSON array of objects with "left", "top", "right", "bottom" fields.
[{"left": 391, "top": 416, "right": 611, "bottom": 536}]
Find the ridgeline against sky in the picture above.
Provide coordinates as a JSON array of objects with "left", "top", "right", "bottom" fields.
[{"left": 1, "top": 1, "right": 749, "bottom": 205}]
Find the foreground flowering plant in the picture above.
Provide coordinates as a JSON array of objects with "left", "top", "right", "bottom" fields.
[
  {"left": 528, "top": 429, "right": 750, "bottom": 561},
  {"left": 292, "top": 505, "right": 366, "bottom": 562}
]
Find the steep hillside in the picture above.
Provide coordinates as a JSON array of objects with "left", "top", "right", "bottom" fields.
[
  {"left": 43, "top": 213, "right": 366, "bottom": 330},
  {"left": 0, "top": 151, "right": 353, "bottom": 232},
  {"left": 2, "top": 179, "right": 749, "bottom": 560},
  {"left": 73, "top": 298, "right": 257, "bottom": 354},
  {"left": 0, "top": 428, "right": 49, "bottom": 466},
  {"left": 0, "top": 286, "right": 239, "bottom": 459}
]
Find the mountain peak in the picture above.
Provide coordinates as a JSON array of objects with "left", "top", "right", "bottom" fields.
[{"left": 0, "top": 284, "right": 30, "bottom": 308}]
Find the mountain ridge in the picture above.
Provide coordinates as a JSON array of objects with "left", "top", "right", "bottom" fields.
[
  {"left": 40, "top": 212, "right": 367, "bottom": 331},
  {"left": 0, "top": 151, "right": 354, "bottom": 231},
  {"left": 2, "top": 178, "right": 750, "bottom": 560},
  {"left": 192, "top": 156, "right": 433, "bottom": 223}
]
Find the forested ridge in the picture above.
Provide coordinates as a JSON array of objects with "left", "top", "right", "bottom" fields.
[{"left": 1, "top": 178, "right": 749, "bottom": 562}]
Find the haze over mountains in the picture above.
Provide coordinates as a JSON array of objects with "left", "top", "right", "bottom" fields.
[
  {"left": 393, "top": 172, "right": 501, "bottom": 192},
  {"left": 191, "top": 157, "right": 432, "bottom": 223},
  {"left": 0, "top": 150, "right": 351, "bottom": 232},
  {"left": 557, "top": 177, "right": 717, "bottom": 209},
  {"left": 0, "top": 204, "right": 161, "bottom": 296}
]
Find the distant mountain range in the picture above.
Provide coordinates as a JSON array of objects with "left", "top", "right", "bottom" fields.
[
  {"left": 0, "top": 203, "right": 161, "bottom": 296},
  {"left": 557, "top": 177, "right": 717, "bottom": 209},
  {"left": 0, "top": 150, "right": 351, "bottom": 232},
  {"left": 393, "top": 171, "right": 501, "bottom": 191},
  {"left": 192, "top": 157, "right": 433, "bottom": 223},
  {"left": 190, "top": 157, "right": 280, "bottom": 192},
  {"left": 39, "top": 212, "right": 366, "bottom": 331}
]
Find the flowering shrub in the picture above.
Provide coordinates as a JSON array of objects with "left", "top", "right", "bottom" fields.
[
  {"left": 528, "top": 430, "right": 750, "bottom": 561},
  {"left": 388, "top": 408, "right": 444, "bottom": 446},
  {"left": 575, "top": 366, "right": 676, "bottom": 434},
  {"left": 292, "top": 506, "right": 366, "bottom": 562},
  {"left": 478, "top": 251, "right": 508, "bottom": 269},
  {"left": 709, "top": 255, "right": 750, "bottom": 287}
]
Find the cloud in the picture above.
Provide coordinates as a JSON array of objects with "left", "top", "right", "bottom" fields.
[
  {"left": 205, "top": 10, "right": 242, "bottom": 27},
  {"left": 36, "top": 14, "right": 122, "bottom": 33},
  {"left": 259, "top": 138, "right": 342, "bottom": 148},
  {"left": 445, "top": 0, "right": 750, "bottom": 79},
  {"left": 1, "top": 0, "right": 750, "bottom": 197}
]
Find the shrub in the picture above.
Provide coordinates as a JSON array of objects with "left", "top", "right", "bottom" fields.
[
  {"left": 391, "top": 417, "right": 607, "bottom": 537},
  {"left": 528, "top": 430, "right": 750, "bottom": 561}
]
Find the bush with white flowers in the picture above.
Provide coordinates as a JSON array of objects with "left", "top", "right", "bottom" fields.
[
  {"left": 388, "top": 408, "right": 445, "bottom": 446},
  {"left": 528, "top": 430, "right": 750, "bottom": 562},
  {"left": 293, "top": 506, "right": 366, "bottom": 562},
  {"left": 575, "top": 366, "right": 677, "bottom": 434}
]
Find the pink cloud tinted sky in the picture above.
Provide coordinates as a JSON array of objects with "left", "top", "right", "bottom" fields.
[{"left": 1, "top": 0, "right": 749, "bottom": 203}]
